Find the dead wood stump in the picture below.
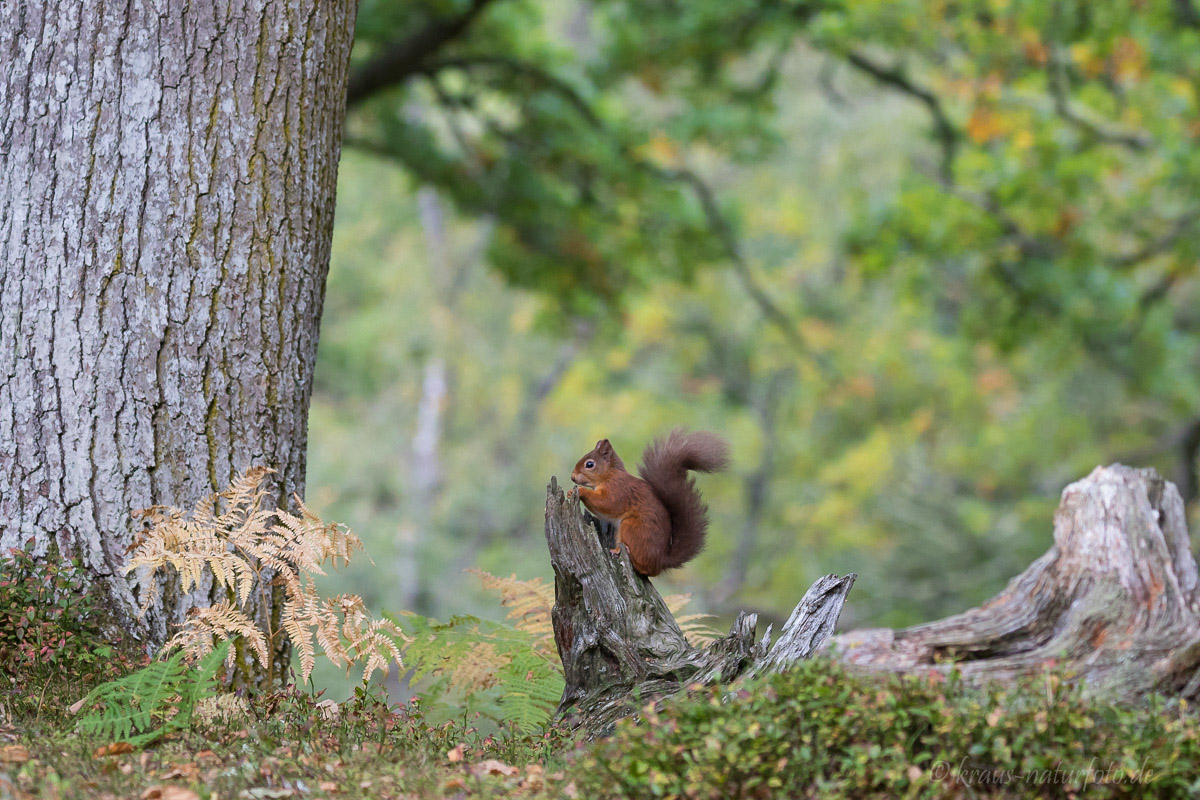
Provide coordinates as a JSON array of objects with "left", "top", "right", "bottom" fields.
[
  {"left": 830, "top": 464, "right": 1200, "bottom": 698},
  {"left": 544, "top": 477, "right": 855, "bottom": 736}
]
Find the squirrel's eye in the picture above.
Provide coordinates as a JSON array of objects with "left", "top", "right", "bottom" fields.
[{"left": 585, "top": 460, "right": 595, "bottom": 469}]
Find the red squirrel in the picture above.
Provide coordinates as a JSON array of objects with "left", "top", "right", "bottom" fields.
[{"left": 570, "top": 428, "right": 730, "bottom": 576}]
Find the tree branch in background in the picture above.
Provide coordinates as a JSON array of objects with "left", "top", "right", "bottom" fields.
[
  {"left": 816, "top": 57, "right": 850, "bottom": 108},
  {"left": 1177, "top": 0, "right": 1200, "bottom": 27},
  {"left": 398, "top": 53, "right": 817, "bottom": 356},
  {"left": 420, "top": 56, "right": 603, "bottom": 127},
  {"left": 934, "top": 181, "right": 1055, "bottom": 260},
  {"left": 1177, "top": 418, "right": 1200, "bottom": 508},
  {"left": 842, "top": 50, "right": 959, "bottom": 184},
  {"left": 1114, "top": 209, "right": 1200, "bottom": 268},
  {"left": 845, "top": 41, "right": 1174, "bottom": 337},
  {"left": 346, "top": 0, "right": 501, "bottom": 107},
  {"left": 1047, "top": 46, "right": 1152, "bottom": 151},
  {"left": 842, "top": 50, "right": 1165, "bottom": 366},
  {"left": 651, "top": 164, "right": 811, "bottom": 354},
  {"left": 717, "top": 372, "right": 786, "bottom": 604},
  {"left": 513, "top": 325, "right": 594, "bottom": 441},
  {"left": 450, "top": 322, "right": 596, "bottom": 575}
]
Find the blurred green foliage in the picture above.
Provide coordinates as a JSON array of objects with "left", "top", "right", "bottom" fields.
[
  {"left": 387, "top": 611, "right": 563, "bottom": 731},
  {"left": 307, "top": 0, "right": 1200, "bottom": 695}
]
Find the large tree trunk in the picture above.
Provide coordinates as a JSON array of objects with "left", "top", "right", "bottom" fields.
[
  {"left": 0, "top": 0, "right": 358, "bottom": 671},
  {"left": 831, "top": 465, "right": 1200, "bottom": 698}
]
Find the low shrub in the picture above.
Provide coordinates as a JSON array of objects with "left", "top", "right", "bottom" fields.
[
  {"left": 575, "top": 658, "right": 1200, "bottom": 799},
  {"left": 0, "top": 547, "right": 99, "bottom": 674},
  {"left": 0, "top": 547, "right": 144, "bottom": 722}
]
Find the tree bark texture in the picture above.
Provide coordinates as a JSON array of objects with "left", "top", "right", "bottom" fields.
[
  {"left": 0, "top": 1, "right": 358, "bottom": 665},
  {"left": 831, "top": 465, "right": 1200, "bottom": 699},
  {"left": 544, "top": 478, "right": 855, "bottom": 737}
]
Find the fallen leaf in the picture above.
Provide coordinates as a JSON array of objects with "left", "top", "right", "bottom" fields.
[
  {"left": 68, "top": 697, "right": 87, "bottom": 715},
  {"left": 524, "top": 763, "right": 545, "bottom": 789},
  {"left": 160, "top": 763, "right": 199, "bottom": 780},
  {"left": 470, "top": 759, "right": 519, "bottom": 778},
  {"left": 446, "top": 744, "right": 465, "bottom": 763},
  {"left": 318, "top": 781, "right": 337, "bottom": 792},
  {"left": 443, "top": 777, "right": 468, "bottom": 791},
  {"left": 94, "top": 742, "right": 135, "bottom": 758},
  {"left": 315, "top": 698, "right": 339, "bottom": 720},
  {"left": 0, "top": 744, "right": 30, "bottom": 763}
]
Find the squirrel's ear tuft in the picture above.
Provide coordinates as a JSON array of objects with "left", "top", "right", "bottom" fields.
[{"left": 596, "top": 439, "right": 611, "bottom": 452}]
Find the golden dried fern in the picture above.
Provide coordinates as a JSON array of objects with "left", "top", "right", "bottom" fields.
[
  {"left": 469, "top": 570, "right": 721, "bottom": 648},
  {"left": 127, "top": 468, "right": 405, "bottom": 685},
  {"left": 662, "top": 593, "right": 722, "bottom": 645},
  {"left": 468, "top": 569, "right": 556, "bottom": 658}
]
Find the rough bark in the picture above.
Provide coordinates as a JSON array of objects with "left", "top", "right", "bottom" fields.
[
  {"left": 544, "top": 477, "right": 855, "bottom": 737},
  {"left": 0, "top": 1, "right": 358, "bottom": 670},
  {"left": 830, "top": 464, "right": 1200, "bottom": 699}
]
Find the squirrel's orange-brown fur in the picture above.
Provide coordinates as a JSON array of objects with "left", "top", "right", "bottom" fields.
[{"left": 570, "top": 428, "right": 730, "bottom": 576}]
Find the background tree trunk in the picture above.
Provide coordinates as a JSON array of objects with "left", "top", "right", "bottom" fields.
[{"left": 0, "top": 0, "right": 358, "bottom": 670}]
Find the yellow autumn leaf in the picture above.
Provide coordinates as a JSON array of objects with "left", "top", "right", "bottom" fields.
[
  {"left": 1070, "top": 42, "right": 1104, "bottom": 77},
  {"left": 1110, "top": 36, "right": 1146, "bottom": 84},
  {"left": 641, "top": 132, "right": 680, "bottom": 167},
  {"left": 966, "top": 106, "right": 1006, "bottom": 144},
  {"left": 799, "top": 318, "right": 837, "bottom": 352}
]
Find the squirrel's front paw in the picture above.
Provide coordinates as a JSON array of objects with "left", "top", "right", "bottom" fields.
[{"left": 567, "top": 486, "right": 579, "bottom": 499}]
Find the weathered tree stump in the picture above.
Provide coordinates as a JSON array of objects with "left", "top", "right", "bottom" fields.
[
  {"left": 544, "top": 477, "right": 855, "bottom": 736},
  {"left": 830, "top": 464, "right": 1200, "bottom": 699}
]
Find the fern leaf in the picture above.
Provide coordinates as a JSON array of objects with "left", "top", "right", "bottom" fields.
[
  {"left": 75, "top": 641, "right": 230, "bottom": 747},
  {"left": 663, "top": 593, "right": 722, "bottom": 644},
  {"left": 390, "top": 610, "right": 564, "bottom": 732}
]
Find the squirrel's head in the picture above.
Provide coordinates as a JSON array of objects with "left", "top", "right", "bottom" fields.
[{"left": 571, "top": 438, "right": 624, "bottom": 487}]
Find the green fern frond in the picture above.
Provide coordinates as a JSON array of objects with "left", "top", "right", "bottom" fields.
[
  {"left": 387, "top": 612, "right": 564, "bottom": 731},
  {"left": 75, "top": 641, "right": 230, "bottom": 746}
]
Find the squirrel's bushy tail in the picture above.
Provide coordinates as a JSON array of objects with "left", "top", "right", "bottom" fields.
[{"left": 639, "top": 428, "right": 731, "bottom": 570}]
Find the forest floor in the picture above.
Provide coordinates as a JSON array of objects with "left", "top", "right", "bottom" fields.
[
  {"left": 1, "top": 686, "right": 574, "bottom": 800},
  {"left": 5, "top": 655, "right": 1199, "bottom": 799}
]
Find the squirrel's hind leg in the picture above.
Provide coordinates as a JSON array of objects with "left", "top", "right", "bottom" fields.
[{"left": 616, "top": 518, "right": 666, "bottom": 577}]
